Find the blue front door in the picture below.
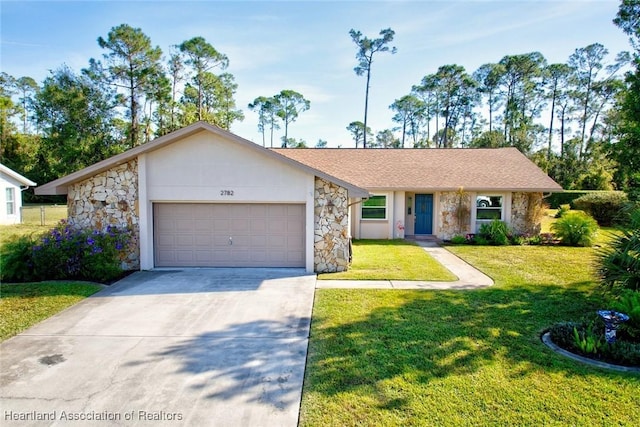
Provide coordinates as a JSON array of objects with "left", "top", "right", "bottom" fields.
[{"left": 415, "top": 194, "right": 433, "bottom": 234}]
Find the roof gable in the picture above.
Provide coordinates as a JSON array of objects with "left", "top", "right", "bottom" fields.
[
  {"left": 0, "top": 163, "right": 36, "bottom": 187},
  {"left": 35, "top": 122, "right": 368, "bottom": 197},
  {"left": 272, "top": 147, "right": 562, "bottom": 192}
]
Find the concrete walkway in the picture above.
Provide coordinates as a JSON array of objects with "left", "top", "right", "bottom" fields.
[{"left": 316, "top": 241, "right": 494, "bottom": 290}]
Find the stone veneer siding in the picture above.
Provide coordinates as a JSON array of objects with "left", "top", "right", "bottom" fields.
[
  {"left": 511, "top": 192, "right": 543, "bottom": 235},
  {"left": 314, "top": 177, "right": 350, "bottom": 273},
  {"left": 67, "top": 160, "right": 140, "bottom": 270},
  {"left": 438, "top": 191, "right": 473, "bottom": 240}
]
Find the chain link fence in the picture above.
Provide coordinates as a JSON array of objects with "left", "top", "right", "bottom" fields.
[{"left": 20, "top": 205, "right": 67, "bottom": 226}]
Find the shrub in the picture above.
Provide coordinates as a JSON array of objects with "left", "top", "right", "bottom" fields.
[
  {"left": 0, "top": 235, "right": 37, "bottom": 282},
  {"left": 610, "top": 290, "right": 640, "bottom": 339},
  {"left": 478, "top": 220, "right": 510, "bottom": 245},
  {"left": 473, "top": 235, "right": 490, "bottom": 246},
  {"left": 555, "top": 204, "right": 570, "bottom": 218},
  {"left": 598, "top": 208, "right": 640, "bottom": 292},
  {"left": 548, "top": 319, "right": 640, "bottom": 367},
  {"left": 510, "top": 234, "right": 526, "bottom": 245},
  {"left": 450, "top": 235, "right": 467, "bottom": 245},
  {"left": 573, "top": 324, "right": 605, "bottom": 355},
  {"left": 572, "top": 191, "right": 628, "bottom": 226},
  {"left": 548, "top": 321, "right": 581, "bottom": 350},
  {"left": 551, "top": 212, "right": 598, "bottom": 247},
  {"left": 1, "top": 221, "right": 131, "bottom": 283}
]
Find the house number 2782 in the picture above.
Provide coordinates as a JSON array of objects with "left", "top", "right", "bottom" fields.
[{"left": 220, "top": 190, "right": 234, "bottom": 196}]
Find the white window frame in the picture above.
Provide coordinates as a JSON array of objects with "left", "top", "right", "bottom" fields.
[
  {"left": 474, "top": 193, "right": 507, "bottom": 232},
  {"left": 361, "top": 194, "right": 387, "bottom": 220},
  {"left": 6, "top": 187, "right": 15, "bottom": 216}
]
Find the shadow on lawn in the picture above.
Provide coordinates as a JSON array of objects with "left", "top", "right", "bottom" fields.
[{"left": 305, "top": 283, "right": 637, "bottom": 402}]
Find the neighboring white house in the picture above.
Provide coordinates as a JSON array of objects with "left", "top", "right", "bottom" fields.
[{"left": 0, "top": 163, "right": 37, "bottom": 225}]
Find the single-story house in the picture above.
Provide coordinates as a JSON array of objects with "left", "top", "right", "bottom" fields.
[
  {"left": 0, "top": 163, "right": 37, "bottom": 225},
  {"left": 36, "top": 121, "right": 561, "bottom": 273}
]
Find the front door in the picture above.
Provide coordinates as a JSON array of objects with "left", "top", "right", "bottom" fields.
[{"left": 415, "top": 194, "right": 433, "bottom": 234}]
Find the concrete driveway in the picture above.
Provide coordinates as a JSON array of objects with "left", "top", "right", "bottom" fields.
[{"left": 0, "top": 269, "right": 316, "bottom": 426}]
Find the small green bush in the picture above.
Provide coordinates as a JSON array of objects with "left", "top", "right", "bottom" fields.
[
  {"left": 572, "top": 191, "right": 628, "bottom": 226},
  {"left": 0, "top": 235, "right": 37, "bottom": 282},
  {"left": 551, "top": 212, "right": 598, "bottom": 247},
  {"left": 598, "top": 208, "right": 640, "bottom": 292},
  {"left": 573, "top": 324, "right": 605, "bottom": 355},
  {"left": 450, "top": 235, "right": 467, "bottom": 245},
  {"left": 478, "top": 220, "right": 510, "bottom": 246},
  {"left": 611, "top": 290, "right": 640, "bottom": 339},
  {"left": 473, "top": 235, "right": 490, "bottom": 246}
]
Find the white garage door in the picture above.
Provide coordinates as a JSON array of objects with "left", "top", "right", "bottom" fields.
[{"left": 154, "top": 203, "right": 305, "bottom": 268}]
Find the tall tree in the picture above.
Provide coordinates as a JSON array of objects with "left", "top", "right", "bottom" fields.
[
  {"left": 472, "top": 63, "right": 504, "bottom": 133},
  {"left": 375, "top": 129, "right": 401, "bottom": 148},
  {"left": 167, "top": 50, "right": 185, "bottom": 132},
  {"left": 179, "top": 36, "right": 229, "bottom": 121},
  {"left": 349, "top": 28, "right": 397, "bottom": 148},
  {"left": 412, "top": 74, "right": 440, "bottom": 147},
  {"left": 97, "top": 23, "right": 163, "bottom": 148},
  {"left": 389, "top": 95, "right": 425, "bottom": 147},
  {"left": 498, "top": 52, "right": 547, "bottom": 152},
  {"left": 15, "top": 76, "right": 38, "bottom": 133},
  {"left": 543, "top": 63, "right": 574, "bottom": 163},
  {"left": 612, "top": 0, "right": 640, "bottom": 194},
  {"left": 248, "top": 96, "right": 280, "bottom": 147},
  {"left": 274, "top": 90, "right": 310, "bottom": 147},
  {"left": 0, "top": 73, "right": 18, "bottom": 147},
  {"left": 346, "top": 121, "right": 372, "bottom": 148},
  {"left": 212, "top": 73, "right": 244, "bottom": 130},
  {"left": 568, "top": 43, "right": 608, "bottom": 159},
  {"left": 433, "top": 64, "right": 478, "bottom": 148},
  {"left": 32, "top": 66, "right": 118, "bottom": 183}
]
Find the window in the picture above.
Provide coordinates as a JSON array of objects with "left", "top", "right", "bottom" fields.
[
  {"left": 6, "top": 187, "right": 15, "bottom": 215},
  {"left": 362, "top": 195, "right": 387, "bottom": 220},
  {"left": 476, "top": 195, "right": 503, "bottom": 221}
]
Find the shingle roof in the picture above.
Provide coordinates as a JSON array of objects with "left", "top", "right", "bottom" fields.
[{"left": 273, "top": 147, "right": 562, "bottom": 192}]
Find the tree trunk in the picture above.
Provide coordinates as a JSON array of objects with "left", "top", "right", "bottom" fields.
[
  {"left": 363, "top": 66, "right": 371, "bottom": 148},
  {"left": 547, "top": 86, "right": 557, "bottom": 164}
]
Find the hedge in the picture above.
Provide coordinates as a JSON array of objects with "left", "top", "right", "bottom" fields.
[
  {"left": 545, "top": 191, "right": 627, "bottom": 209},
  {"left": 572, "top": 192, "right": 629, "bottom": 226}
]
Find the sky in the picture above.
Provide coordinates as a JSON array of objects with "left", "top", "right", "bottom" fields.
[{"left": 0, "top": 0, "right": 632, "bottom": 148}]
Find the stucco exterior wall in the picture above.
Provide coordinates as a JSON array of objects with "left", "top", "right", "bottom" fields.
[
  {"left": 511, "top": 192, "right": 543, "bottom": 235},
  {"left": 145, "top": 131, "right": 309, "bottom": 202},
  {"left": 1, "top": 173, "right": 25, "bottom": 225},
  {"left": 438, "top": 191, "right": 473, "bottom": 240},
  {"left": 314, "top": 178, "right": 350, "bottom": 273},
  {"left": 67, "top": 160, "right": 140, "bottom": 269}
]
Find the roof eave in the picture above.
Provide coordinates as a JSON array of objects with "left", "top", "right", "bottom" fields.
[{"left": 0, "top": 164, "right": 37, "bottom": 187}]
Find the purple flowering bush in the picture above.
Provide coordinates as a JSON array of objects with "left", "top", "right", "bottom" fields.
[{"left": 1, "top": 220, "right": 131, "bottom": 283}]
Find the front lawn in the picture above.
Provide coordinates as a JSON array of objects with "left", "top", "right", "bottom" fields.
[
  {"left": 317, "top": 239, "right": 457, "bottom": 281},
  {"left": 0, "top": 282, "right": 103, "bottom": 341},
  {"left": 301, "top": 243, "right": 640, "bottom": 426}
]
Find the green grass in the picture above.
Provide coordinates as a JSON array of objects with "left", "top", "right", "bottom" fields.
[
  {"left": 1, "top": 204, "right": 67, "bottom": 248},
  {"left": 20, "top": 204, "right": 67, "bottom": 226},
  {"left": 317, "top": 239, "right": 457, "bottom": 281},
  {"left": 0, "top": 282, "right": 103, "bottom": 341},
  {"left": 301, "top": 243, "right": 640, "bottom": 426}
]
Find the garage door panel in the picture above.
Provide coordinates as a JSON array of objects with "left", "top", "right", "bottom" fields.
[{"left": 154, "top": 203, "right": 305, "bottom": 267}]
